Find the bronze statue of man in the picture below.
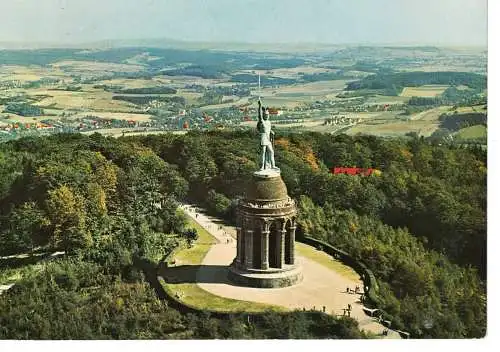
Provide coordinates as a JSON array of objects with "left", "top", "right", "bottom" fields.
[{"left": 257, "top": 99, "right": 278, "bottom": 171}]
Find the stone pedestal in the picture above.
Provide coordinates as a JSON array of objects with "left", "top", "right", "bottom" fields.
[{"left": 229, "top": 170, "right": 302, "bottom": 288}]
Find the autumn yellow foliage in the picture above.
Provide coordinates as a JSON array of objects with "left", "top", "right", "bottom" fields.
[{"left": 275, "top": 138, "right": 319, "bottom": 171}]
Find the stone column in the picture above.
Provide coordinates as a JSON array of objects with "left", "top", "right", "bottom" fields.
[
  {"left": 236, "top": 228, "right": 242, "bottom": 264},
  {"left": 288, "top": 226, "right": 296, "bottom": 265},
  {"left": 244, "top": 229, "right": 254, "bottom": 269},
  {"left": 261, "top": 230, "right": 270, "bottom": 270},
  {"left": 279, "top": 228, "right": 286, "bottom": 268}
]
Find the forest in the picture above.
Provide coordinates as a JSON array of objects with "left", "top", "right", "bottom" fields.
[
  {"left": 4, "top": 102, "right": 45, "bottom": 117},
  {"left": 137, "top": 130, "right": 486, "bottom": 338},
  {"left": 0, "top": 130, "right": 486, "bottom": 339},
  {"left": 0, "top": 133, "right": 366, "bottom": 339},
  {"left": 438, "top": 112, "right": 487, "bottom": 132},
  {"left": 346, "top": 72, "right": 487, "bottom": 95}
]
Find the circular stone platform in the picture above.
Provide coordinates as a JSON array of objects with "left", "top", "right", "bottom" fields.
[{"left": 228, "top": 262, "right": 302, "bottom": 288}]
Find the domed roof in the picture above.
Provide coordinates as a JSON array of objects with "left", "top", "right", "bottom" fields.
[{"left": 245, "top": 173, "right": 289, "bottom": 201}]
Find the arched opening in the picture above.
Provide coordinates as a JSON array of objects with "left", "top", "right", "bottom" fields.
[{"left": 269, "top": 222, "right": 279, "bottom": 268}]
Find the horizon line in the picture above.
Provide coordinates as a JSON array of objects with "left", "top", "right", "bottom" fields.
[{"left": 0, "top": 37, "right": 488, "bottom": 51}]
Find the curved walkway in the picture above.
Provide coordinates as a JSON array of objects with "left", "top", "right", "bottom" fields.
[{"left": 179, "top": 204, "right": 400, "bottom": 339}]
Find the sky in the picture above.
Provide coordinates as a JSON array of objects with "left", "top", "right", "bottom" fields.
[{"left": 0, "top": 0, "right": 488, "bottom": 46}]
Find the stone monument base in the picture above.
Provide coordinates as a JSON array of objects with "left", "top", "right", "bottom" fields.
[
  {"left": 228, "top": 261, "right": 302, "bottom": 288},
  {"left": 253, "top": 168, "right": 280, "bottom": 178}
]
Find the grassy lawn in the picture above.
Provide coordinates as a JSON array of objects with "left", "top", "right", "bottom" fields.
[
  {"left": 173, "top": 218, "right": 218, "bottom": 265},
  {"left": 160, "top": 214, "right": 285, "bottom": 313},
  {"left": 454, "top": 125, "right": 487, "bottom": 140},
  {"left": 296, "top": 242, "right": 361, "bottom": 282},
  {"left": 160, "top": 280, "right": 285, "bottom": 313},
  {"left": 0, "top": 268, "right": 23, "bottom": 285},
  {"left": 0, "top": 251, "right": 50, "bottom": 285}
]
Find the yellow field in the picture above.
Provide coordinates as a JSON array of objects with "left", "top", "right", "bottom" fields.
[
  {"left": 50, "top": 60, "right": 144, "bottom": 73},
  {"left": 400, "top": 85, "right": 449, "bottom": 97},
  {"left": 347, "top": 120, "right": 440, "bottom": 137},
  {"left": 29, "top": 89, "right": 139, "bottom": 112},
  {"left": 454, "top": 105, "right": 487, "bottom": 113},
  {"left": 163, "top": 75, "right": 220, "bottom": 86},
  {"left": 258, "top": 80, "right": 348, "bottom": 97},
  {"left": 0, "top": 65, "right": 68, "bottom": 82},
  {"left": 98, "top": 78, "right": 163, "bottom": 89},
  {"left": 238, "top": 65, "right": 337, "bottom": 79},
  {"left": 365, "top": 95, "right": 409, "bottom": 104},
  {"left": 0, "top": 113, "right": 51, "bottom": 124},
  {"left": 409, "top": 106, "right": 451, "bottom": 121},
  {"left": 399, "top": 66, "right": 485, "bottom": 74}
]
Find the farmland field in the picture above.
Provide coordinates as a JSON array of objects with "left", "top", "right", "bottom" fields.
[
  {"left": 346, "top": 120, "right": 440, "bottom": 137},
  {"left": 237, "top": 65, "right": 337, "bottom": 79},
  {"left": 0, "top": 115, "right": 44, "bottom": 124},
  {"left": 454, "top": 105, "right": 487, "bottom": 113},
  {"left": 51, "top": 60, "right": 145, "bottom": 73},
  {"left": 409, "top": 106, "right": 451, "bottom": 121},
  {"left": 0, "top": 65, "right": 68, "bottom": 82},
  {"left": 365, "top": 95, "right": 409, "bottom": 104},
  {"left": 400, "top": 85, "right": 449, "bottom": 97},
  {"left": 0, "top": 46, "right": 487, "bottom": 140},
  {"left": 28, "top": 89, "right": 139, "bottom": 112},
  {"left": 454, "top": 125, "right": 487, "bottom": 140},
  {"left": 258, "top": 80, "right": 349, "bottom": 96},
  {"left": 98, "top": 78, "right": 166, "bottom": 89}
]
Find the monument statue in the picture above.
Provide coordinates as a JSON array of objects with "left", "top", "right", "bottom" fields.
[
  {"left": 228, "top": 95, "right": 301, "bottom": 289},
  {"left": 257, "top": 99, "right": 279, "bottom": 172}
]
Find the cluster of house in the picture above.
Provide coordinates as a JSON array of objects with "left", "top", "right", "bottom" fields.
[
  {"left": 330, "top": 167, "right": 382, "bottom": 176},
  {"left": 75, "top": 117, "right": 143, "bottom": 130},
  {"left": 0, "top": 122, "right": 55, "bottom": 132},
  {"left": 323, "top": 116, "right": 362, "bottom": 125},
  {"left": 0, "top": 116, "right": 152, "bottom": 134}
]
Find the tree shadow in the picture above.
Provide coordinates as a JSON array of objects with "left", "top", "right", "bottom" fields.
[
  {"left": 158, "top": 264, "right": 233, "bottom": 285},
  {"left": 0, "top": 252, "right": 49, "bottom": 270}
]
